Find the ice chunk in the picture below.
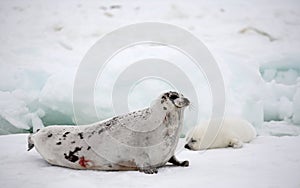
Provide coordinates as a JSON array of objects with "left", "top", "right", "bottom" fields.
[
  {"left": 215, "top": 52, "right": 265, "bottom": 128},
  {"left": 260, "top": 121, "right": 300, "bottom": 136},
  {"left": 263, "top": 96, "right": 293, "bottom": 122},
  {"left": 0, "top": 91, "right": 45, "bottom": 133},
  {"left": 275, "top": 69, "right": 298, "bottom": 85},
  {"left": 39, "top": 71, "right": 76, "bottom": 125},
  {"left": 27, "top": 109, "right": 45, "bottom": 132},
  {"left": 0, "top": 91, "right": 30, "bottom": 130},
  {"left": 260, "top": 57, "right": 300, "bottom": 71},
  {"left": 260, "top": 58, "right": 300, "bottom": 85},
  {"left": 265, "top": 81, "right": 296, "bottom": 101},
  {"left": 278, "top": 96, "right": 293, "bottom": 120},
  {"left": 0, "top": 112, "right": 29, "bottom": 130},
  {"left": 292, "top": 87, "right": 300, "bottom": 124},
  {"left": 242, "top": 99, "right": 264, "bottom": 130},
  {"left": 260, "top": 58, "right": 300, "bottom": 125},
  {"left": 0, "top": 64, "right": 49, "bottom": 92},
  {"left": 261, "top": 68, "right": 299, "bottom": 85},
  {"left": 261, "top": 68, "right": 276, "bottom": 82}
]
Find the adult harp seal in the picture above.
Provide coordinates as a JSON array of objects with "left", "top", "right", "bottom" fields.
[{"left": 28, "top": 91, "right": 190, "bottom": 174}]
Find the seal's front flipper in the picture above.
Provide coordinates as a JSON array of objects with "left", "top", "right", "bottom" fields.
[
  {"left": 228, "top": 138, "right": 243, "bottom": 148},
  {"left": 137, "top": 152, "right": 159, "bottom": 174},
  {"left": 168, "top": 156, "right": 189, "bottom": 167}
]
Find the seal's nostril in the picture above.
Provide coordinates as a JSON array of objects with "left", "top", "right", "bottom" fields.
[
  {"left": 184, "top": 144, "right": 191, "bottom": 149},
  {"left": 183, "top": 98, "right": 190, "bottom": 105}
]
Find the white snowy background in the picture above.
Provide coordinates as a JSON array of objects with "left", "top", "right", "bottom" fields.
[{"left": 0, "top": 0, "right": 300, "bottom": 187}]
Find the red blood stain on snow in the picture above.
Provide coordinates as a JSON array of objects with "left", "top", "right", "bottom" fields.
[{"left": 79, "top": 157, "right": 91, "bottom": 168}]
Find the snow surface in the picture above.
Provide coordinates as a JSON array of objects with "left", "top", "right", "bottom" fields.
[{"left": 0, "top": 134, "right": 299, "bottom": 188}]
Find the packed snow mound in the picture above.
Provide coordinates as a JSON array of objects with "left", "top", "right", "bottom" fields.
[{"left": 0, "top": 0, "right": 300, "bottom": 135}]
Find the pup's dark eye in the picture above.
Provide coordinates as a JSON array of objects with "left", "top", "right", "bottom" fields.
[
  {"left": 191, "top": 139, "right": 197, "bottom": 143},
  {"left": 169, "top": 94, "right": 179, "bottom": 100}
]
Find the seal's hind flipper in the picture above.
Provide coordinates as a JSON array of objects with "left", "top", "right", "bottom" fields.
[
  {"left": 168, "top": 156, "right": 189, "bottom": 167},
  {"left": 27, "top": 142, "right": 34, "bottom": 151},
  {"left": 27, "top": 134, "right": 34, "bottom": 151}
]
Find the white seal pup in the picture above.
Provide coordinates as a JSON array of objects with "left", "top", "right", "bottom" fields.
[
  {"left": 185, "top": 117, "right": 257, "bottom": 150},
  {"left": 28, "top": 91, "right": 190, "bottom": 174}
]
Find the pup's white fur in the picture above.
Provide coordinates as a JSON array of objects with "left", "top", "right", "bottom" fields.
[{"left": 185, "top": 118, "right": 257, "bottom": 150}]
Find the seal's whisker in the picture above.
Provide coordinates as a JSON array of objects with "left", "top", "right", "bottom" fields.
[{"left": 189, "top": 102, "right": 196, "bottom": 111}]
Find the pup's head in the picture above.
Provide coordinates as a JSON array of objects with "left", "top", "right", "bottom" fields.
[
  {"left": 184, "top": 126, "right": 204, "bottom": 150},
  {"left": 159, "top": 91, "right": 190, "bottom": 111}
]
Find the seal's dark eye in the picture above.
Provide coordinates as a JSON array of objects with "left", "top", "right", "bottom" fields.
[
  {"left": 169, "top": 94, "right": 179, "bottom": 100},
  {"left": 191, "top": 139, "right": 197, "bottom": 143}
]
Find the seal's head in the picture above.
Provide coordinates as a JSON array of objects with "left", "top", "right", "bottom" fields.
[{"left": 159, "top": 91, "right": 190, "bottom": 111}]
